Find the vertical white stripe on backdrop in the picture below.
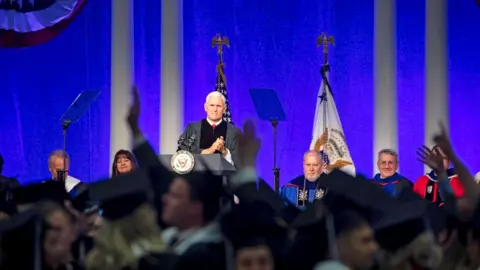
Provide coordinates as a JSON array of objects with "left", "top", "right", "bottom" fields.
[
  {"left": 160, "top": 0, "right": 184, "bottom": 154},
  {"left": 425, "top": 0, "right": 448, "bottom": 173},
  {"left": 110, "top": 0, "right": 133, "bottom": 169},
  {"left": 374, "top": 0, "right": 398, "bottom": 174}
]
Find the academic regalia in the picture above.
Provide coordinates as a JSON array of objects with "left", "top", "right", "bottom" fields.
[
  {"left": 199, "top": 119, "right": 228, "bottom": 150},
  {"left": 9, "top": 180, "right": 70, "bottom": 212},
  {"left": 86, "top": 170, "right": 178, "bottom": 270},
  {"left": 161, "top": 169, "right": 227, "bottom": 270},
  {"left": 221, "top": 201, "right": 289, "bottom": 270},
  {"left": 373, "top": 198, "right": 444, "bottom": 270},
  {"left": 288, "top": 201, "right": 329, "bottom": 270},
  {"left": 280, "top": 175, "right": 327, "bottom": 209},
  {"left": 413, "top": 168, "right": 464, "bottom": 206},
  {"left": 0, "top": 208, "right": 44, "bottom": 270},
  {"left": 287, "top": 170, "right": 389, "bottom": 270},
  {"left": 371, "top": 172, "right": 412, "bottom": 197},
  {"left": 0, "top": 204, "right": 84, "bottom": 270},
  {"left": 178, "top": 119, "right": 241, "bottom": 167}
]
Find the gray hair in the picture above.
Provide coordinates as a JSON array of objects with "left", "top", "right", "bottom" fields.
[
  {"left": 377, "top": 148, "right": 398, "bottom": 163},
  {"left": 205, "top": 91, "right": 226, "bottom": 105},
  {"left": 48, "top": 150, "right": 70, "bottom": 166},
  {"left": 303, "top": 150, "right": 322, "bottom": 161}
]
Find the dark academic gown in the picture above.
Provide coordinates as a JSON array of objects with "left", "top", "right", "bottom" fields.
[
  {"left": 280, "top": 175, "right": 327, "bottom": 210},
  {"left": 133, "top": 139, "right": 226, "bottom": 270},
  {"left": 179, "top": 119, "right": 241, "bottom": 168},
  {"left": 413, "top": 168, "right": 464, "bottom": 206},
  {"left": 371, "top": 173, "right": 412, "bottom": 197}
]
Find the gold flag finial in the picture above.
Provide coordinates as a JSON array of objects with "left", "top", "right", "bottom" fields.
[
  {"left": 316, "top": 33, "right": 334, "bottom": 64},
  {"left": 212, "top": 34, "right": 230, "bottom": 63}
]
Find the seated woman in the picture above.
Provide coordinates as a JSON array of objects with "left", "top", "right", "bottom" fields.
[{"left": 111, "top": 150, "right": 138, "bottom": 176}]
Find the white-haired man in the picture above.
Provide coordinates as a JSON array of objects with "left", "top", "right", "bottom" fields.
[
  {"left": 372, "top": 149, "right": 411, "bottom": 197},
  {"left": 48, "top": 150, "right": 83, "bottom": 193},
  {"left": 280, "top": 150, "right": 328, "bottom": 209},
  {"left": 178, "top": 91, "right": 241, "bottom": 168}
]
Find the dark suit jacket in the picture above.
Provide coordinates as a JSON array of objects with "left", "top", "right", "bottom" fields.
[{"left": 180, "top": 120, "right": 242, "bottom": 168}]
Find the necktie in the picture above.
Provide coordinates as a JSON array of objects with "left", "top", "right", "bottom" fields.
[{"left": 212, "top": 124, "right": 216, "bottom": 129}]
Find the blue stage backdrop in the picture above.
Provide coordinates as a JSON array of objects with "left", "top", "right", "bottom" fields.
[
  {"left": 134, "top": 0, "right": 161, "bottom": 153},
  {"left": 0, "top": 1, "right": 111, "bottom": 184},
  {"left": 183, "top": 0, "right": 375, "bottom": 183},
  {"left": 1, "top": 0, "right": 478, "bottom": 186},
  {"left": 396, "top": 0, "right": 425, "bottom": 181},
  {"left": 448, "top": 1, "right": 480, "bottom": 174}
]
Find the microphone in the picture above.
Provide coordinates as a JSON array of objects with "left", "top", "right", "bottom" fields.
[
  {"left": 187, "top": 134, "right": 196, "bottom": 149},
  {"left": 56, "top": 170, "right": 66, "bottom": 183},
  {"left": 177, "top": 136, "right": 186, "bottom": 151}
]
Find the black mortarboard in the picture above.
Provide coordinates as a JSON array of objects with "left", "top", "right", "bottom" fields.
[
  {"left": 0, "top": 208, "right": 43, "bottom": 270},
  {"left": 0, "top": 207, "right": 39, "bottom": 234},
  {"left": 292, "top": 200, "right": 327, "bottom": 230},
  {"left": 10, "top": 180, "right": 69, "bottom": 206},
  {"left": 289, "top": 201, "right": 330, "bottom": 270},
  {"left": 70, "top": 188, "right": 99, "bottom": 214},
  {"left": 321, "top": 170, "right": 395, "bottom": 210},
  {"left": 374, "top": 199, "right": 429, "bottom": 252},
  {"left": 221, "top": 201, "right": 288, "bottom": 251},
  {"left": 178, "top": 170, "right": 225, "bottom": 222},
  {"left": 397, "top": 187, "right": 449, "bottom": 235},
  {"left": 280, "top": 200, "right": 303, "bottom": 226},
  {"left": 88, "top": 169, "right": 152, "bottom": 220},
  {"left": 319, "top": 170, "right": 397, "bottom": 226}
]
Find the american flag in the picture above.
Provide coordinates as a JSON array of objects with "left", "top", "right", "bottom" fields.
[
  {"left": 215, "top": 63, "right": 233, "bottom": 124},
  {"left": 320, "top": 150, "right": 330, "bottom": 165}
]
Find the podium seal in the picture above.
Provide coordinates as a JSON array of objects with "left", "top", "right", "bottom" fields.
[{"left": 171, "top": 150, "right": 195, "bottom": 174}]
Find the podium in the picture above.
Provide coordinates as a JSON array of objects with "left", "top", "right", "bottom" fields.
[{"left": 158, "top": 154, "right": 236, "bottom": 176}]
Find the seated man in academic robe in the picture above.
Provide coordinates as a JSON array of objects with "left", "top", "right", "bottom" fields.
[
  {"left": 280, "top": 150, "right": 328, "bottom": 209},
  {"left": 47, "top": 150, "right": 83, "bottom": 194},
  {"left": 178, "top": 91, "right": 241, "bottom": 167},
  {"left": 413, "top": 145, "right": 464, "bottom": 206},
  {"left": 372, "top": 149, "right": 412, "bottom": 197}
]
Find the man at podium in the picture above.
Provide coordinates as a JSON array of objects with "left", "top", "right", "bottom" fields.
[{"left": 179, "top": 92, "right": 240, "bottom": 168}]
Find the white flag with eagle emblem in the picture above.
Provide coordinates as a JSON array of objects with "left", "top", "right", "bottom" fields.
[{"left": 310, "top": 67, "right": 355, "bottom": 176}]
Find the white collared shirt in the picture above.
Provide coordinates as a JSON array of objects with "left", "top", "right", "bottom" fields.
[
  {"left": 43, "top": 175, "right": 81, "bottom": 192},
  {"left": 205, "top": 118, "right": 234, "bottom": 166},
  {"left": 161, "top": 222, "right": 222, "bottom": 255},
  {"left": 65, "top": 175, "right": 81, "bottom": 192}
]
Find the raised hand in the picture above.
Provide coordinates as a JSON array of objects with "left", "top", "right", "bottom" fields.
[
  {"left": 433, "top": 122, "right": 455, "bottom": 159},
  {"left": 126, "top": 86, "right": 141, "bottom": 135},
  {"left": 416, "top": 145, "right": 444, "bottom": 172},
  {"left": 238, "top": 120, "right": 261, "bottom": 166}
]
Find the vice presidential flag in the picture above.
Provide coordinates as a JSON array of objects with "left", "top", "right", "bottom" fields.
[{"left": 310, "top": 66, "right": 355, "bottom": 176}]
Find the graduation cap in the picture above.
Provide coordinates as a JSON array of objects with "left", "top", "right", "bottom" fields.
[
  {"left": 396, "top": 188, "right": 449, "bottom": 235},
  {"left": 221, "top": 200, "right": 288, "bottom": 252},
  {"left": 280, "top": 200, "right": 303, "bottom": 226},
  {"left": 88, "top": 169, "right": 152, "bottom": 220},
  {"left": 0, "top": 208, "right": 43, "bottom": 270},
  {"left": 70, "top": 188, "right": 99, "bottom": 214},
  {"left": 321, "top": 170, "right": 392, "bottom": 207},
  {"left": 176, "top": 170, "right": 226, "bottom": 222},
  {"left": 10, "top": 180, "right": 69, "bottom": 206},
  {"left": 373, "top": 198, "right": 429, "bottom": 252},
  {"left": 288, "top": 201, "right": 331, "bottom": 269}
]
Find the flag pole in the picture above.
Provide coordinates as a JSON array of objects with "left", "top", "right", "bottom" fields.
[{"left": 316, "top": 33, "right": 334, "bottom": 132}]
